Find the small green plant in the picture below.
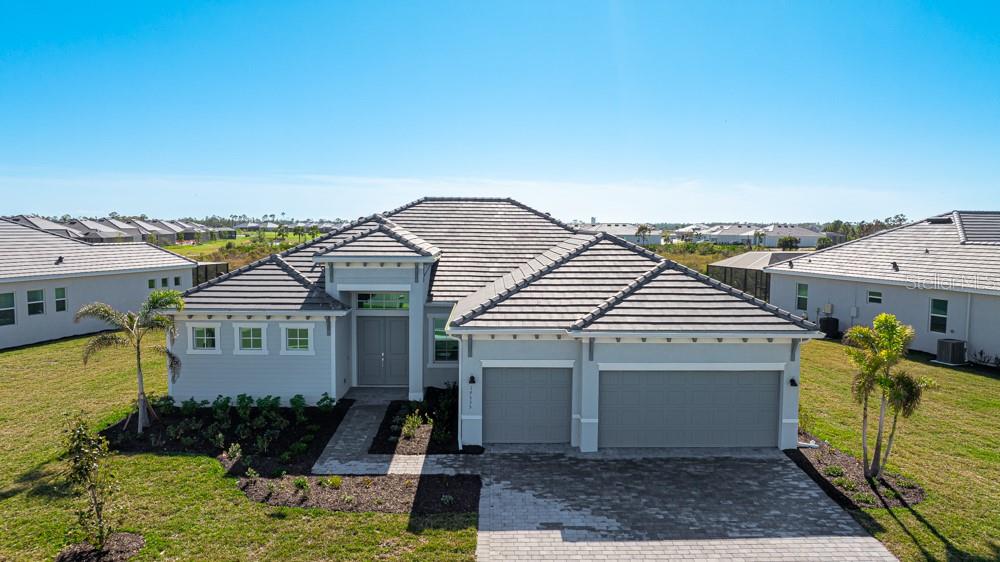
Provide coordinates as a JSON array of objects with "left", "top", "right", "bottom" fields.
[
  {"left": 823, "top": 465, "right": 845, "bottom": 478},
  {"left": 151, "top": 395, "right": 177, "bottom": 415},
  {"left": 254, "top": 433, "right": 273, "bottom": 454},
  {"left": 210, "top": 432, "right": 226, "bottom": 450},
  {"left": 63, "top": 416, "right": 119, "bottom": 550},
  {"left": 832, "top": 477, "right": 857, "bottom": 491},
  {"left": 440, "top": 494, "right": 455, "bottom": 506},
  {"left": 293, "top": 477, "right": 310, "bottom": 492},
  {"left": 245, "top": 467, "right": 259, "bottom": 481},
  {"left": 180, "top": 398, "right": 204, "bottom": 416},
  {"left": 362, "top": 477, "right": 374, "bottom": 489},
  {"left": 402, "top": 410, "right": 424, "bottom": 439},
  {"left": 226, "top": 442, "right": 242, "bottom": 460},
  {"left": 343, "top": 495, "right": 355, "bottom": 504},
  {"left": 853, "top": 491, "right": 878, "bottom": 505},
  {"left": 235, "top": 394, "right": 254, "bottom": 421},
  {"left": 289, "top": 394, "right": 308, "bottom": 424},
  {"left": 317, "top": 393, "right": 336, "bottom": 414},
  {"left": 211, "top": 395, "right": 232, "bottom": 429},
  {"left": 320, "top": 476, "right": 343, "bottom": 489}
]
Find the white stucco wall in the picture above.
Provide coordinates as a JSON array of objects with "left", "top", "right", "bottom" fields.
[
  {"left": 769, "top": 273, "right": 991, "bottom": 357},
  {"left": 0, "top": 266, "right": 194, "bottom": 350}
]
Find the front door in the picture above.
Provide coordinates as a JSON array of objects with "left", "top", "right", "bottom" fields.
[{"left": 358, "top": 316, "right": 409, "bottom": 386}]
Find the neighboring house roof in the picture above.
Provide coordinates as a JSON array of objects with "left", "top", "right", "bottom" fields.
[
  {"left": 99, "top": 218, "right": 144, "bottom": 234},
  {"left": 758, "top": 224, "right": 822, "bottom": 238},
  {"left": 153, "top": 220, "right": 187, "bottom": 234},
  {"left": 0, "top": 219, "right": 195, "bottom": 282},
  {"left": 6, "top": 215, "right": 82, "bottom": 238},
  {"left": 66, "top": 219, "right": 131, "bottom": 240},
  {"left": 674, "top": 223, "right": 709, "bottom": 233},
  {"left": 765, "top": 211, "right": 1000, "bottom": 295},
  {"left": 127, "top": 219, "right": 172, "bottom": 235},
  {"left": 592, "top": 223, "right": 646, "bottom": 237},
  {"left": 710, "top": 251, "right": 811, "bottom": 270},
  {"left": 449, "top": 230, "right": 814, "bottom": 334}
]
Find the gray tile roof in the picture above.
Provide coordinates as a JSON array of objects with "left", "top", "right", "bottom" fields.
[
  {"left": 710, "top": 251, "right": 811, "bottom": 271},
  {"left": 765, "top": 211, "right": 1000, "bottom": 294},
  {"left": 451, "top": 231, "right": 814, "bottom": 334},
  {"left": 0, "top": 218, "right": 195, "bottom": 282},
  {"left": 317, "top": 215, "right": 441, "bottom": 259}
]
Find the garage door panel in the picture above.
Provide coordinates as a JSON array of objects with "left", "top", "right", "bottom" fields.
[
  {"left": 599, "top": 370, "right": 779, "bottom": 448},
  {"left": 484, "top": 367, "right": 571, "bottom": 444}
]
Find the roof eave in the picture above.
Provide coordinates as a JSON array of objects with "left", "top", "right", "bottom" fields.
[{"left": 313, "top": 255, "right": 439, "bottom": 264}]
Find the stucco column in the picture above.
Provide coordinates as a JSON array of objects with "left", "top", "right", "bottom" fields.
[
  {"left": 459, "top": 336, "right": 483, "bottom": 447},
  {"left": 408, "top": 268, "right": 425, "bottom": 401},
  {"left": 579, "top": 338, "right": 599, "bottom": 452},
  {"left": 571, "top": 341, "right": 583, "bottom": 447},
  {"left": 778, "top": 340, "right": 802, "bottom": 450}
]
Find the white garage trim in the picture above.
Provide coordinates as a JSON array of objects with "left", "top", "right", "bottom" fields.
[
  {"left": 597, "top": 362, "right": 787, "bottom": 371},
  {"left": 481, "top": 359, "right": 575, "bottom": 368}
]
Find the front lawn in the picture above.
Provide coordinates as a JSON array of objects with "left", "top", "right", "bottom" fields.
[
  {"left": 0, "top": 334, "right": 476, "bottom": 561},
  {"left": 800, "top": 339, "right": 1000, "bottom": 561}
]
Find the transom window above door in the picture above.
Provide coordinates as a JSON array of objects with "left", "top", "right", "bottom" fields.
[{"left": 357, "top": 292, "right": 409, "bottom": 310}]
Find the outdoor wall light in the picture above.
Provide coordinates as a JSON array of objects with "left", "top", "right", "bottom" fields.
[
  {"left": 789, "top": 378, "right": 798, "bottom": 387},
  {"left": 468, "top": 375, "right": 477, "bottom": 384}
]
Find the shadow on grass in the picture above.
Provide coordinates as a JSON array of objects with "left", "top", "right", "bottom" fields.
[
  {"left": 407, "top": 512, "right": 478, "bottom": 534},
  {"left": 0, "top": 460, "right": 73, "bottom": 501}
]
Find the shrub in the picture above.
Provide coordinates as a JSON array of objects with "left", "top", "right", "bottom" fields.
[
  {"left": 63, "top": 416, "right": 118, "bottom": 550},
  {"left": 227, "top": 442, "right": 243, "bottom": 460},
  {"left": 287, "top": 441, "right": 309, "bottom": 458},
  {"left": 320, "top": 476, "right": 343, "bottom": 489},
  {"left": 210, "top": 432, "right": 226, "bottom": 450},
  {"left": 289, "top": 394, "right": 308, "bottom": 424},
  {"left": 180, "top": 398, "right": 204, "bottom": 416},
  {"left": 245, "top": 467, "right": 259, "bottom": 481},
  {"left": 211, "top": 395, "right": 232, "bottom": 427},
  {"left": 440, "top": 494, "right": 455, "bottom": 506},
  {"left": 254, "top": 433, "right": 273, "bottom": 455},
  {"left": 402, "top": 410, "right": 424, "bottom": 439},
  {"left": 823, "top": 465, "right": 845, "bottom": 478},
  {"left": 853, "top": 491, "right": 878, "bottom": 505},
  {"left": 317, "top": 393, "right": 336, "bottom": 414},
  {"left": 151, "top": 395, "right": 177, "bottom": 415},
  {"left": 235, "top": 394, "right": 254, "bottom": 421},
  {"left": 293, "top": 477, "right": 309, "bottom": 490},
  {"left": 832, "top": 477, "right": 857, "bottom": 491}
]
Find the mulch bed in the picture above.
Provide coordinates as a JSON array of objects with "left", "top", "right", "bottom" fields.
[
  {"left": 55, "top": 533, "right": 145, "bottom": 562},
  {"left": 239, "top": 474, "right": 481, "bottom": 515},
  {"left": 103, "top": 399, "right": 353, "bottom": 476},
  {"left": 369, "top": 387, "right": 483, "bottom": 455},
  {"left": 786, "top": 430, "right": 925, "bottom": 510}
]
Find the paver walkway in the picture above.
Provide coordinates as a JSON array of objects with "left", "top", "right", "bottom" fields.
[{"left": 314, "top": 389, "right": 896, "bottom": 561}]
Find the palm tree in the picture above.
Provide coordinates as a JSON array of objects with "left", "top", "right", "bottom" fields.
[
  {"left": 635, "top": 224, "right": 652, "bottom": 245},
  {"left": 843, "top": 313, "right": 932, "bottom": 479},
  {"left": 76, "top": 290, "right": 185, "bottom": 434}
]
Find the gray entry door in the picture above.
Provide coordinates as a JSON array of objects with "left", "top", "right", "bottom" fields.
[
  {"left": 483, "top": 368, "right": 571, "bottom": 444},
  {"left": 599, "top": 371, "right": 780, "bottom": 448},
  {"left": 358, "top": 316, "right": 409, "bottom": 386}
]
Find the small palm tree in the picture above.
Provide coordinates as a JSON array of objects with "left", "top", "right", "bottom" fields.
[
  {"left": 76, "top": 290, "right": 185, "bottom": 434},
  {"left": 843, "top": 313, "right": 933, "bottom": 479}
]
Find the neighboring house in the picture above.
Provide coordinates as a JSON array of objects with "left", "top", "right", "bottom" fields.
[
  {"left": 707, "top": 251, "right": 810, "bottom": 301},
  {"left": 166, "top": 198, "right": 819, "bottom": 453},
  {"left": 822, "top": 231, "right": 848, "bottom": 245},
  {"left": 212, "top": 227, "right": 237, "bottom": 239},
  {"left": 766, "top": 211, "right": 1000, "bottom": 363},
  {"left": 152, "top": 220, "right": 197, "bottom": 242},
  {"left": 0, "top": 219, "right": 196, "bottom": 349},
  {"left": 98, "top": 218, "right": 146, "bottom": 242},
  {"left": 756, "top": 225, "right": 824, "bottom": 248},
  {"left": 260, "top": 222, "right": 280, "bottom": 231},
  {"left": 126, "top": 219, "right": 177, "bottom": 245},
  {"left": 589, "top": 219, "right": 655, "bottom": 245},
  {"left": 63, "top": 219, "right": 135, "bottom": 243},
  {"left": 234, "top": 222, "right": 260, "bottom": 231},
  {"left": 672, "top": 223, "right": 710, "bottom": 242},
  {"left": 6, "top": 215, "right": 82, "bottom": 239},
  {"left": 703, "top": 224, "right": 824, "bottom": 248}
]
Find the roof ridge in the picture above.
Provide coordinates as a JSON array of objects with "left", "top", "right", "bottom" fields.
[
  {"left": 504, "top": 198, "right": 579, "bottom": 233},
  {"left": 451, "top": 232, "right": 603, "bottom": 326},
  {"left": 571, "top": 260, "right": 671, "bottom": 330},
  {"left": 315, "top": 214, "right": 440, "bottom": 257},
  {"left": 382, "top": 196, "right": 579, "bottom": 233},
  {"left": 271, "top": 253, "right": 321, "bottom": 292},
  {"left": 953, "top": 210, "right": 968, "bottom": 245}
]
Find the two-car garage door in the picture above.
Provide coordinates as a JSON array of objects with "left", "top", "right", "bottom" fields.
[{"left": 599, "top": 370, "right": 780, "bottom": 448}]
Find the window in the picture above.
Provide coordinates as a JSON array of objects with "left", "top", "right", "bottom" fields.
[
  {"left": 27, "top": 289, "right": 44, "bottom": 315},
  {"left": 233, "top": 323, "right": 267, "bottom": 354},
  {"left": 187, "top": 322, "right": 221, "bottom": 354},
  {"left": 161, "top": 278, "right": 168, "bottom": 288},
  {"left": 867, "top": 290, "right": 883, "bottom": 304},
  {"left": 432, "top": 317, "right": 458, "bottom": 363},
  {"left": 795, "top": 283, "right": 808, "bottom": 311},
  {"left": 357, "top": 292, "right": 409, "bottom": 310},
  {"left": 174, "top": 276, "right": 181, "bottom": 287},
  {"left": 930, "top": 299, "right": 948, "bottom": 333},
  {"left": 0, "top": 292, "right": 14, "bottom": 326},
  {"left": 280, "top": 323, "right": 314, "bottom": 355},
  {"left": 55, "top": 287, "right": 67, "bottom": 312},
  {"left": 148, "top": 279, "right": 156, "bottom": 289}
]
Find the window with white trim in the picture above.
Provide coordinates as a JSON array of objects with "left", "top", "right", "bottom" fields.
[
  {"left": 148, "top": 279, "right": 156, "bottom": 289},
  {"left": 55, "top": 287, "right": 68, "bottom": 312},
  {"left": 187, "top": 322, "right": 222, "bottom": 354},
  {"left": 795, "top": 283, "right": 808, "bottom": 311},
  {"left": 432, "top": 317, "right": 458, "bottom": 363},
  {"left": 161, "top": 277, "right": 168, "bottom": 288},
  {"left": 234, "top": 323, "right": 268, "bottom": 354},
  {"left": 27, "top": 289, "right": 44, "bottom": 315},
  {"left": 930, "top": 299, "right": 948, "bottom": 333},
  {"left": 0, "top": 292, "right": 14, "bottom": 326},
  {"left": 867, "top": 290, "right": 883, "bottom": 304},
  {"left": 280, "top": 323, "right": 314, "bottom": 355},
  {"left": 174, "top": 276, "right": 181, "bottom": 286}
]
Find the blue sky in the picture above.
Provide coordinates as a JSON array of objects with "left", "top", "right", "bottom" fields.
[{"left": 1, "top": 1, "right": 998, "bottom": 223}]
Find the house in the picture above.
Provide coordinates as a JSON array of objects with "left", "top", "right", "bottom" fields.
[
  {"left": 126, "top": 219, "right": 178, "bottom": 245},
  {"left": 63, "top": 219, "right": 137, "bottom": 243},
  {"left": 6, "top": 215, "right": 82, "bottom": 239},
  {"left": 703, "top": 224, "right": 825, "bottom": 248},
  {"left": 588, "top": 219, "right": 656, "bottom": 245},
  {"left": 212, "top": 227, "right": 238, "bottom": 239},
  {"left": 152, "top": 220, "right": 197, "bottom": 242},
  {"left": 0, "top": 219, "right": 196, "bottom": 349},
  {"left": 766, "top": 211, "right": 1000, "bottom": 363},
  {"left": 756, "top": 224, "right": 824, "bottom": 248},
  {"left": 672, "top": 223, "right": 710, "bottom": 241},
  {"left": 260, "top": 221, "right": 280, "bottom": 231},
  {"left": 707, "top": 251, "right": 810, "bottom": 301},
  {"left": 166, "top": 198, "right": 819, "bottom": 452},
  {"left": 97, "top": 218, "right": 146, "bottom": 242},
  {"left": 234, "top": 222, "right": 259, "bottom": 231}
]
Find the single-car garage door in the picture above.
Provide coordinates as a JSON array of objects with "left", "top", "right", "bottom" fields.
[
  {"left": 483, "top": 367, "right": 571, "bottom": 443},
  {"left": 599, "top": 370, "right": 779, "bottom": 447}
]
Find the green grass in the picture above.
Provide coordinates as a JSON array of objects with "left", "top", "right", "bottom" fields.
[
  {"left": 163, "top": 232, "right": 295, "bottom": 261},
  {"left": 800, "top": 339, "right": 1000, "bottom": 561},
  {"left": 0, "top": 334, "right": 476, "bottom": 561}
]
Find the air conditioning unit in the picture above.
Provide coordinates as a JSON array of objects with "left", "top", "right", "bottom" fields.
[{"left": 934, "top": 339, "right": 967, "bottom": 366}]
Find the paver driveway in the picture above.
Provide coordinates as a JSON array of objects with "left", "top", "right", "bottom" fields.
[{"left": 314, "top": 390, "right": 895, "bottom": 561}]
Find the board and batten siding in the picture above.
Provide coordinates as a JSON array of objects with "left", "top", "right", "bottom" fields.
[
  {"left": 170, "top": 318, "right": 333, "bottom": 404},
  {"left": 769, "top": 273, "right": 990, "bottom": 356},
  {"left": 0, "top": 267, "right": 194, "bottom": 350}
]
